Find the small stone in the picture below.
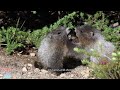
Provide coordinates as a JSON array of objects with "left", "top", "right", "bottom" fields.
[
  {"left": 23, "top": 55, "right": 28, "bottom": 57},
  {"left": 0, "top": 74, "right": 3, "bottom": 78},
  {"left": 60, "top": 73, "right": 66, "bottom": 78},
  {"left": 22, "top": 67, "right": 27, "bottom": 73},
  {"left": 81, "top": 69, "right": 90, "bottom": 78},
  {"left": 17, "top": 53, "right": 22, "bottom": 56},
  {"left": 12, "top": 73, "right": 21, "bottom": 79},
  {"left": 26, "top": 63, "right": 33, "bottom": 70},
  {"left": 28, "top": 72, "right": 32, "bottom": 75},
  {"left": 112, "top": 22, "right": 119, "bottom": 27},
  {"left": 34, "top": 68, "right": 40, "bottom": 73},
  {"left": 27, "top": 59, "right": 30, "bottom": 61},
  {"left": 81, "top": 71, "right": 86, "bottom": 75},
  {"left": 41, "top": 69, "right": 48, "bottom": 73},
  {"left": 84, "top": 72, "right": 90, "bottom": 78},
  {"left": 70, "top": 74, "right": 74, "bottom": 78},
  {"left": 27, "top": 63, "right": 32, "bottom": 67},
  {"left": 30, "top": 53, "right": 36, "bottom": 57},
  {"left": 84, "top": 22, "right": 88, "bottom": 24},
  {"left": 0, "top": 74, "right": 3, "bottom": 77}
]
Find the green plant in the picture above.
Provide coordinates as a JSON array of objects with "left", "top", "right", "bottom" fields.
[
  {"left": 27, "top": 26, "right": 51, "bottom": 48},
  {"left": 102, "top": 26, "right": 120, "bottom": 50},
  {"left": 74, "top": 47, "right": 120, "bottom": 79},
  {"left": 89, "top": 51, "right": 120, "bottom": 79},
  {"left": 0, "top": 27, "right": 29, "bottom": 54},
  {"left": 80, "top": 11, "right": 109, "bottom": 30},
  {"left": 0, "top": 12, "right": 79, "bottom": 54},
  {"left": 73, "top": 47, "right": 100, "bottom": 59}
]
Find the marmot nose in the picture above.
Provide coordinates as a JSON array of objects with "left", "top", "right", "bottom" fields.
[{"left": 69, "top": 39, "right": 73, "bottom": 41}]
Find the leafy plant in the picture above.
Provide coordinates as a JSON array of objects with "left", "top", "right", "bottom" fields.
[
  {"left": 102, "top": 26, "right": 120, "bottom": 50},
  {"left": 0, "top": 11, "right": 79, "bottom": 54},
  {"left": 80, "top": 11, "right": 109, "bottom": 30},
  {"left": 89, "top": 51, "right": 120, "bottom": 79},
  {"left": 0, "top": 27, "right": 29, "bottom": 54},
  {"left": 74, "top": 46, "right": 120, "bottom": 79}
]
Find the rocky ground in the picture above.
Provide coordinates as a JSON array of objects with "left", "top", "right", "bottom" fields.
[{"left": 0, "top": 47, "right": 95, "bottom": 79}]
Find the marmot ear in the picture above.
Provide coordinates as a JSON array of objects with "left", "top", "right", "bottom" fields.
[
  {"left": 65, "top": 28, "right": 71, "bottom": 34},
  {"left": 59, "top": 26, "right": 66, "bottom": 30},
  {"left": 90, "top": 31, "right": 94, "bottom": 36}
]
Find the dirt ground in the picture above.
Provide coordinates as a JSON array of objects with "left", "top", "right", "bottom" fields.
[{"left": 0, "top": 47, "right": 95, "bottom": 79}]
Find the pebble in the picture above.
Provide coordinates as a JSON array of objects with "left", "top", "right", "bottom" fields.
[
  {"left": 17, "top": 53, "right": 22, "bottom": 56},
  {"left": 80, "top": 69, "right": 90, "bottom": 78},
  {"left": 28, "top": 72, "right": 32, "bottom": 75},
  {"left": 59, "top": 73, "right": 66, "bottom": 78},
  {"left": 0, "top": 74, "right": 3, "bottom": 79},
  {"left": 41, "top": 69, "right": 48, "bottom": 73},
  {"left": 26, "top": 63, "right": 33, "bottom": 70},
  {"left": 23, "top": 55, "right": 28, "bottom": 57},
  {"left": 30, "top": 53, "right": 36, "bottom": 57},
  {"left": 27, "top": 63, "right": 32, "bottom": 67},
  {"left": 70, "top": 74, "right": 74, "bottom": 78},
  {"left": 34, "top": 68, "right": 40, "bottom": 73},
  {"left": 0, "top": 74, "right": 3, "bottom": 77},
  {"left": 22, "top": 67, "right": 27, "bottom": 73},
  {"left": 112, "top": 22, "right": 119, "bottom": 27}
]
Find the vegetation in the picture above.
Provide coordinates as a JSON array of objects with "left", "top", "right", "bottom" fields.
[
  {"left": 0, "top": 11, "right": 77, "bottom": 54},
  {"left": 88, "top": 51, "right": 120, "bottom": 79},
  {"left": 74, "top": 47, "right": 120, "bottom": 79}
]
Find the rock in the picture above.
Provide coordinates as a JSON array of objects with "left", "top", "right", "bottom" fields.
[
  {"left": 17, "top": 53, "right": 22, "bottom": 56},
  {"left": 34, "top": 68, "right": 40, "bottom": 73},
  {"left": 113, "top": 22, "right": 119, "bottom": 27},
  {"left": 23, "top": 55, "right": 28, "bottom": 57},
  {"left": 112, "top": 22, "right": 119, "bottom": 27},
  {"left": 28, "top": 72, "right": 32, "bottom": 75},
  {"left": 0, "top": 74, "right": 3, "bottom": 77},
  {"left": 59, "top": 73, "right": 66, "bottom": 78},
  {"left": 84, "top": 22, "right": 88, "bottom": 24},
  {"left": 22, "top": 67, "right": 27, "bottom": 73},
  {"left": 13, "top": 73, "right": 22, "bottom": 79},
  {"left": 0, "top": 77, "right": 3, "bottom": 79},
  {"left": 81, "top": 70, "right": 86, "bottom": 75},
  {"left": 26, "top": 63, "right": 33, "bottom": 70},
  {"left": 30, "top": 53, "right": 36, "bottom": 57},
  {"left": 84, "top": 73, "right": 89, "bottom": 78},
  {"left": 27, "top": 63, "right": 32, "bottom": 67},
  {"left": 41, "top": 69, "right": 48, "bottom": 73},
  {"left": 70, "top": 74, "right": 74, "bottom": 78},
  {"left": 0, "top": 74, "right": 3, "bottom": 79}
]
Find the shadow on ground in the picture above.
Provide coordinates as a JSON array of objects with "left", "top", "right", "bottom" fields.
[
  {"left": 63, "top": 57, "right": 82, "bottom": 69},
  {"left": 34, "top": 57, "right": 82, "bottom": 74}
]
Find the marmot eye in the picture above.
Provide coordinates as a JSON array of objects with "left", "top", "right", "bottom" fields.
[
  {"left": 58, "top": 32, "right": 61, "bottom": 34},
  {"left": 80, "top": 30, "right": 83, "bottom": 33}
]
